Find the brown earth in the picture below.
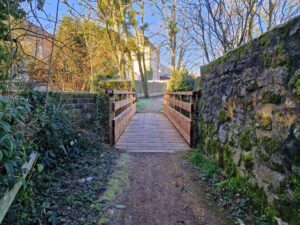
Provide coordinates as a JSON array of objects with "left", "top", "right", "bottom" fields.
[{"left": 102, "top": 153, "right": 233, "bottom": 225}]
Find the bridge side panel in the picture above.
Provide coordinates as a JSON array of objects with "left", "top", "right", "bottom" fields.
[{"left": 107, "top": 90, "right": 136, "bottom": 145}]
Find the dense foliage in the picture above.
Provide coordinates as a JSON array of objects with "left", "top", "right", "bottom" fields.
[
  {"left": 27, "top": 93, "right": 76, "bottom": 167},
  {"left": 0, "top": 92, "right": 77, "bottom": 198},
  {"left": 0, "top": 95, "right": 31, "bottom": 198},
  {"left": 0, "top": 91, "right": 118, "bottom": 224},
  {"left": 0, "top": 0, "right": 25, "bottom": 41},
  {"left": 44, "top": 17, "right": 119, "bottom": 91},
  {"left": 93, "top": 80, "right": 133, "bottom": 92},
  {"left": 3, "top": 130, "right": 118, "bottom": 225},
  {"left": 0, "top": 0, "right": 24, "bottom": 80},
  {"left": 167, "top": 69, "right": 194, "bottom": 92}
]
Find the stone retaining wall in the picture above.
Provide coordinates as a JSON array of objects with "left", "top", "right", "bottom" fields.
[
  {"left": 199, "top": 16, "right": 300, "bottom": 224},
  {"left": 60, "top": 92, "right": 98, "bottom": 122},
  {"left": 59, "top": 92, "right": 109, "bottom": 142}
]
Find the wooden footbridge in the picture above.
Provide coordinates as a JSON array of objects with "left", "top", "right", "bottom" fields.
[{"left": 107, "top": 90, "right": 199, "bottom": 153}]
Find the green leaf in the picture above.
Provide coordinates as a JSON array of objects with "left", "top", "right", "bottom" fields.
[
  {"left": 37, "top": 163, "right": 44, "bottom": 173},
  {"left": 0, "top": 121, "right": 11, "bottom": 132},
  {"left": 0, "top": 133, "right": 15, "bottom": 154},
  {"left": 0, "top": 150, "right": 3, "bottom": 161},
  {"left": 115, "top": 204, "right": 126, "bottom": 209},
  {"left": 237, "top": 218, "right": 245, "bottom": 225},
  {"left": 5, "top": 161, "right": 14, "bottom": 177}
]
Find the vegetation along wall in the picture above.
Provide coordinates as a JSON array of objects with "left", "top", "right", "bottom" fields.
[
  {"left": 199, "top": 16, "right": 300, "bottom": 224},
  {"left": 26, "top": 91, "right": 110, "bottom": 142}
]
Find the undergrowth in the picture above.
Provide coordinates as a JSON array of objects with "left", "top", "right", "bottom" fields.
[
  {"left": 189, "top": 149, "right": 220, "bottom": 181},
  {"left": 3, "top": 130, "right": 119, "bottom": 225},
  {"left": 188, "top": 149, "right": 275, "bottom": 225}
]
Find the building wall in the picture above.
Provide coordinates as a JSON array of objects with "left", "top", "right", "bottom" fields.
[{"left": 130, "top": 44, "right": 160, "bottom": 80}]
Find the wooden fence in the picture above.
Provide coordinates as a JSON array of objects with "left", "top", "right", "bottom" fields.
[
  {"left": 107, "top": 90, "right": 136, "bottom": 145},
  {"left": 163, "top": 91, "right": 199, "bottom": 147},
  {"left": 0, "top": 152, "right": 38, "bottom": 223}
]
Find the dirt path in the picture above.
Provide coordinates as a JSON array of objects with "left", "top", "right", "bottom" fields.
[
  {"left": 101, "top": 153, "right": 232, "bottom": 225},
  {"left": 100, "top": 97, "right": 232, "bottom": 224}
]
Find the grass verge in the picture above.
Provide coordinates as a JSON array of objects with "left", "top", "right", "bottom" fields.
[{"left": 188, "top": 149, "right": 275, "bottom": 225}]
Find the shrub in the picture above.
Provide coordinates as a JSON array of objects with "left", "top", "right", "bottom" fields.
[
  {"left": 167, "top": 69, "right": 194, "bottom": 92},
  {"left": 93, "top": 80, "right": 132, "bottom": 92},
  {"left": 28, "top": 96, "right": 76, "bottom": 167},
  {"left": 0, "top": 95, "right": 32, "bottom": 198}
]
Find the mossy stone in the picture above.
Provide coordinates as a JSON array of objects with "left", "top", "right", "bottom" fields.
[
  {"left": 258, "top": 33, "right": 271, "bottom": 46},
  {"left": 218, "top": 109, "right": 231, "bottom": 123},
  {"left": 239, "top": 128, "right": 256, "bottom": 151},
  {"left": 262, "top": 91, "right": 282, "bottom": 104},
  {"left": 259, "top": 136, "right": 282, "bottom": 155},
  {"left": 256, "top": 113, "right": 272, "bottom": 131},
  {"left": 242, "top": 152, "right": 253, "bottom": 170},
  {"left": 288, "top": 69, "right": 300, "bottom": 98}
]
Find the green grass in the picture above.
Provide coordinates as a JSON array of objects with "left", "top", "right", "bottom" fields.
[
  {"left": 93, "top": 153, "right": 130, "bottom": 210},
  {"left": 136, "top": 98, "right": 153, "bottom": 111},
  {"left": 188, "top": 149, "right": 275, "bottom": 225},
  {"left": 188, "top": 149, "right": 220, "bottom": 180}
]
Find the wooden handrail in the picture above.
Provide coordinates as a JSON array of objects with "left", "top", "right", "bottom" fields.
[
  {"left": 107, "top": 90, "right": 136, "bottom": 145},
  {"left": 0, "top": 152, "right": 38, "bottom": 223},
  {"left": 167, "top": 91, "right": 198, "bottom": 96},
  {"left": 163, "top": 91, "right": 199, "bottom": 147}
]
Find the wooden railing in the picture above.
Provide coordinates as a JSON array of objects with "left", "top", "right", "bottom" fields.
[
  {"left": 0, "top": 152, "right": 38, "bottom": 223},
  {"left": 163, "top": 91, "right": 199, "bottom": 147},
  {"left": 106, "top": 90, "right": 136, "bottom": 145}
]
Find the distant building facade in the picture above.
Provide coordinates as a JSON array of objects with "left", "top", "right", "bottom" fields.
[{"left": 128, "top": 39, "right": 160, "bottom": 81}]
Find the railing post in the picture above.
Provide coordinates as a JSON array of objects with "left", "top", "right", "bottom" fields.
[
  {"left": 179, "top": 94, "right": 182, "bottom": 114},
  {"left": 190, "top": 93, "right": 195, "bottom": 147},
  {"left": 108, "top": 90, "right": 115, "bottom": 145}
]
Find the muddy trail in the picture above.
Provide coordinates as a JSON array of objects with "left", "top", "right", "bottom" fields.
[{"left": 100, "top": 153, "right": 232, "bottom": 225}]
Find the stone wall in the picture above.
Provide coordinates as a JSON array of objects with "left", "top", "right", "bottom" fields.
[
  {"left": 199, "top": 16, "right": 300, "bottom": 224},
  {"left": 58, "top": 92, "right": 109, "bottom": 142},
  {"left": 60, "top": 92, "right": 97, "bottom": 122},
  {"left": 25, "top": 91, "right": 110, "bottom": 143}
]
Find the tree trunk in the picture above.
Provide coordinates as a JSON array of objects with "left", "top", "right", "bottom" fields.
[{"left": 136, "top": 52, "right": 149, "bottom": 98}]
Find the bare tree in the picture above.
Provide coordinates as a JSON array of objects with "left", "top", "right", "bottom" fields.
[
  {"left": 181, "top": 0, "right": 300, "bottom": 63},
  {"left": 152, "top": 0, "right": 190, "bottom": 72}
]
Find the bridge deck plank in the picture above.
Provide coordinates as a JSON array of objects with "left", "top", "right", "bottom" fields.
[{"left": 115, "top": 113, "right": 190, "bottom": 153}]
